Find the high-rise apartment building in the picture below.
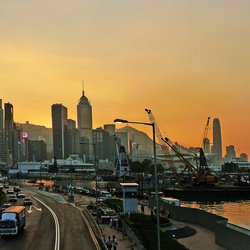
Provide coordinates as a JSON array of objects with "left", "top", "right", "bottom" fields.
[
  {"left": 77, "top": 84, "right": 93, "bottom": 161},
  {"left": 225, "top": 145, "right": 236, "bottom": 163},
  {"left": 4, "top": 102, "right": 14, "bottom": 166},
  {"left": 212, "top": 118, "right": 223, "bottom": 165},
  {"left": 51, "top": 104, "right": 68, "bottom": 159},
  {"left": 0, "top": 99, "right": 5, "bottom": 163},
  {"left": 240, "top": 153, "right": 248, "bottom": 162},
  {"left": 67, "top": 119, "right": 80, "bottom": 155}
]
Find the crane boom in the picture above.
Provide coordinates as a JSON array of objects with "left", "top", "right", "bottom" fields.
[
  {"left": 145, "top": 109, "right": 169, "bottom": 154},
  {"left": 202, "top": 117, "right": 210, "bottom": 151}
]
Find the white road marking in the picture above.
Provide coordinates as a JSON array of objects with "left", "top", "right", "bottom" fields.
[{"left": 34, "top": 197, "right": 60, "bottom": 250}]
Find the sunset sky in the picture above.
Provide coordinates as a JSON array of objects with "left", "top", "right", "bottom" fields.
[{"left": 1, "top": 1, "right": 250, "bottom": 156}]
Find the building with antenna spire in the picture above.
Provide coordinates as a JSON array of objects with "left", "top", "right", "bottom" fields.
[{"left": 77, "top": 82, "right": 93, "bottom": 161}]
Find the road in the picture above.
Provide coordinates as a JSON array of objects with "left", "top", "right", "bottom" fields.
[{"left": 0, "top": 188, "right": 100, "bottom": 250}]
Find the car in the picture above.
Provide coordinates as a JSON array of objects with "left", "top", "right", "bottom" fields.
[
  {"left": 23, "top": 197, "right": 32, "bottom": 206},
  {"left": 0, "top": 203, "right": 12, "bottom": 213},
  {"left": 9, "top": 195, "right": 17, "bottom": 202},
  {"left": 7, "top": 189, "right": 14, "bottom": 194},
  {"left": 4, "top": 183, "right": 9, "bottom": 188},
  {"left": 16, "top": 192, "right": 25, "bottom": 198},
  {"left": 99, "top": 191, "right": 112, "bottom": 198}
]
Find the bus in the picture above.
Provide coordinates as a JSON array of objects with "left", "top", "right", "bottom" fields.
[{"left": 0, "top": 206, "right": 26, "bottom": 236}]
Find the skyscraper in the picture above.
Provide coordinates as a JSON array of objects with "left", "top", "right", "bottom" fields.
[
  {"left": 225, "top": 145, "right": 236, "bottom": 163},
  {"left": 4, "top": 102, "right": 14, "bottom": 166},
  {"left": 212, "top": 118, "right": 223, "bottom": 165},
  {"left": 51, "top": 104, "right": 68, "bottom": 159},
  {"left": 67, "top": 119, "right": 80, "bottom": 155},
  {"left": 77, "top": 84, "right": 93, "bottom": 161},
  {"left": 0, "top": 99, "right": 5, "bottom": 163}
]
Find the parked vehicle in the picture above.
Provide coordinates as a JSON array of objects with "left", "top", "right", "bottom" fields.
[
  {"left": 3, "top": 183, "right": 9, "bottom": 189},
  {"left": 23, "top": 198, "right": 32, "bottom": 206},
  {"left": 0, "top": 206, "right": 26, "bottom": 236},
  {"left": 99, "top": 191, "right": 112, "bottom": 198},
  {"left": 0, "top": 204, "right": 12, "bottom": 213},
  {"left": 9, "top": 195, "right": 17, "bottom": 202}
]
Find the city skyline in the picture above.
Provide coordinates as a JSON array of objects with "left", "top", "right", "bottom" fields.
[{"left": 1, "top": 1, "right": 250, "bottom": 156}]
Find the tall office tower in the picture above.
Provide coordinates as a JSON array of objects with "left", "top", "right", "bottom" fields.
[
  {"left": 212, "top": 118, "right": 223, "bottom": 165},
  {"left": 77, "top": 84, "right": 93, "bottom": 161},
  {"left": 67, "top": 119, "right": 80, "bottom": 155},
  {"left": 93, "top": 127, "right": 116, "bottom": 162},
  {"left": 51, "top": 104, "right": 68, "bottom": 159},
  {"left": 104, "top": 124, "right": 116, "bottom": 136},
  {"left": 203, "top": 137, "right": 210, "bottom": 154},
  {"left": 28, "top": 140, "right": 47, "bottom": 162},
  {"left": 0, "top": 100, "right": 5, "bottom": 163},
  {"left": 225, "top": 145, "right": 236, "bottom": 163},
  {"left": 13, "top": 123, "right": 23, "bottom": 164},
  {"left": 4, "top": 102, "right": 14, "bottom": 166}
]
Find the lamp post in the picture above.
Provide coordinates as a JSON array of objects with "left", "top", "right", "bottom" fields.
[{"left": 114, "top": 118, "right": 161, "bottom": 250}]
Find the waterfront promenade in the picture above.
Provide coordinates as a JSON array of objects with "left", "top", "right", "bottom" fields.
[{"left": 70, "top": 194, "right": 226, "bottom": 250}]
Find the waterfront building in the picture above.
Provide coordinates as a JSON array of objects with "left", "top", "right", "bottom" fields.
[
  {"left": 51, "top": 104, "right": 68, "bottom": 159},
  {"left": 240, "top": 153, "right": 248, "bottom": 162},
  {"left": 28, "top": 140, "right": 47, "bottom": 162},
  {"left": 225, "top": 145, "right": 236, "bottom": 163},
  {"left": 212, "top": 118, "right": 223, "bottom": 165},
  {"left": 0, "top": 99, "right": 5, "bottom": 163},
  {"left": 77, "top": 84, "right": 93, "bottom": 161}
]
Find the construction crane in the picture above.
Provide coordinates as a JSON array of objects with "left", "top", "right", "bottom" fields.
[
  {"left": 162, "top": 137, "right": 218, "bottom": 185},
  {"left": 145, "top": 109, "right": 179, "bottom": 178},
  {"left": 202, "top": 117, "right": 211, "bottom": 153},
  {"left": 145, "top": 109, "right": 169, "bottom": 154},
  {"left": 114, "top": 135, "right": 130, "bottom": 178}
]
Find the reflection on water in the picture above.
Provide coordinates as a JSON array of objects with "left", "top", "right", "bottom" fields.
[{"left": 182, "top": 200, "right": 250, "bottom": 230}]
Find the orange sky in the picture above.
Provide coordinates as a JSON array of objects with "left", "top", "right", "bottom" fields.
[{"left": 1, "top": 1, "right": 250, "bottom": 157}]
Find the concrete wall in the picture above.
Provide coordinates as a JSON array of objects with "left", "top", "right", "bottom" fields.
[
  {"left": 215, "top": 222, "right": 250, "bottom": 250},
  {"left": 149, "top": 196, "right": 250, "bottom": 250}
]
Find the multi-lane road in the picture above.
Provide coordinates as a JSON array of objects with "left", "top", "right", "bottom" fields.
[{"left": 0, "top": 188, "right": 101, "bottom": 250}]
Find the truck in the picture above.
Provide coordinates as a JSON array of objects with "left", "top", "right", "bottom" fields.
[{"left": 0, "top": 206, "right": 26, "bottom": 236}]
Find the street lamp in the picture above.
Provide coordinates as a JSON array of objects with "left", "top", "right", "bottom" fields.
[{"left": 114, "top": 118, "right": 161, "bottom": 250}]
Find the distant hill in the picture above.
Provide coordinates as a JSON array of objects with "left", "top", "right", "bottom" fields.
[
  {"left": 116, "top": 126, "right": 161, "bottom": 156},
  {"left": 17, "top": 122, "right": 53, "bottom": 154}
]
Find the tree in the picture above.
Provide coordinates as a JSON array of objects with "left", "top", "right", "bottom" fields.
[
  {"left": 130, "top": 161, "right": 142, "bottom": 173},
  {"left": 48, "top": 157, "right": 58, "bottom": 173}
]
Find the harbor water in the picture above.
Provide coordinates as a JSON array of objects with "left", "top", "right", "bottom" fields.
[{"left": 181, "top": 200, "right": 250, "bottom": 230}]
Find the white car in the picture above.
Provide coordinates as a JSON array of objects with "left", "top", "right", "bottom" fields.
[{"left": 16, "top": 192, "right": 25, "bottom": 198}]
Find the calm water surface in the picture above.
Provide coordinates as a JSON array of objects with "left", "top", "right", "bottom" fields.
[{"left": 181, "top": 200, "right": 250, "bottom": 230}]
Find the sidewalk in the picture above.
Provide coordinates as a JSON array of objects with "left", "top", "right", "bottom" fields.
[
  {"left": 67, "top": 194, "right": 133, "bottom": 250},
  {"left": 72, "top": 194, "right": 226, "bottom": 250},
  {"left": 138, "top": 202, "right": 226, "bottom": 250}
]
